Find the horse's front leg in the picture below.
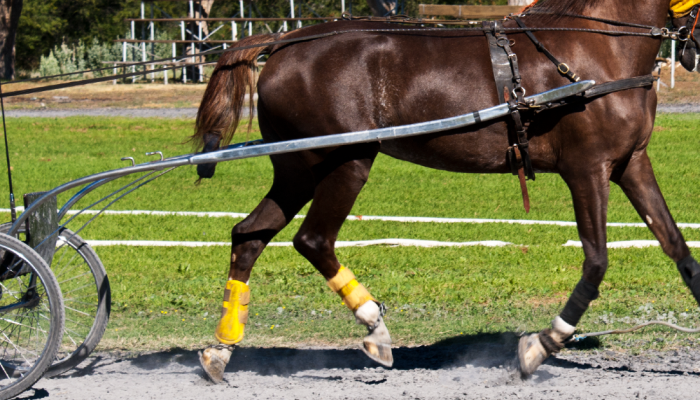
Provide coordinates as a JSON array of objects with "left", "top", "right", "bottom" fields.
[
  {"left": 613, "top": 150, "right": 700, "bottom": 302},
  {"left": 518, "top": 167, "right": 610, "bottom": 377}
]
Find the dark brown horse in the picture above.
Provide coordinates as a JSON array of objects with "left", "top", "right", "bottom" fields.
[{"left": 195, "top": 0, "right": 700, "bottom": 382}]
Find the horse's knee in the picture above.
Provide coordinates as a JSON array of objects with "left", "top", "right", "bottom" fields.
[
  {"left": 582, "top": 255, "right": 608, "bottom": 285},
  {"left": 293, "top": 231, "right": 333, "bottom": 260}
]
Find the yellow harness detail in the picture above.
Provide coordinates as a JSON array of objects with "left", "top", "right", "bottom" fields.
[
  {"left": 215, "top": 280, "right": 250, "bottom": 345},
  {"left": 670, "top": 0, "right": 700, "bottom": 17},
  {"left": 327, "top": 266, "right": 376, "bottom": 311}
]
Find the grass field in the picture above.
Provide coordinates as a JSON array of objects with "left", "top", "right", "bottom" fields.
[{"left": 2, "top": 113, "right": 700, "bottom": 354}]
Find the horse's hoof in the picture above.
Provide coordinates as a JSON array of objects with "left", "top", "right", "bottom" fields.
[
  {"left": 361, "top": 317, "right": 393, "bottom": 367},
  {"left": 199, "top": 345, "right": 233, "bottom": 384},
  {"left": 517, "top": 333, "right": 548, "bottom": 379}
]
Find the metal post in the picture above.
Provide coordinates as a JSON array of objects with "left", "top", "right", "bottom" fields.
[
  {"left": 113, "top": 63, "right": 117, "bottom": 85},
  {"left": 131, "top": 20, "right": 136, "bottom": 83},
  {"left": 240, "top": 0, "right": 245, "bottom": 38},
  {"left": 122, "top": 41, "right": 127, "bottom": 85},
  {"left": 671, "top": 40, "right": 676, "bottom": 89},
  {"left": 150, "top": 2, "right": 155, "bottom": 83},
  {"left": 198, "top": 19, "right": 203, "bottom": 83},
  {"left": 291, "top": 0, "right": 296, "bottom": 30},
  {"left": 181, "top": 21, "right": 187, "bottom": 83},
  {"left": 171, "top": 42, "right": 176, "bottom": 84},
  {"left": 342, "top": 0, "right": 345, "bottom": 12},
  {"left": 141, "top": 2, "right": 146, "bottom": 82},
  {"left": 232, "top": 21, "right": 237, "bottom": 41},
  {"left": 248, "top": 2, "right": 253, "bottom": 37}
]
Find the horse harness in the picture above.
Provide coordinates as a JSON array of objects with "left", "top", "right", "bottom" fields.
[{"left": 480, "top": 6, "right": 699, "bottom": 212}]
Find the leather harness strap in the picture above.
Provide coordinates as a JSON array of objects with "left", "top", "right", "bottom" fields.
[
  {"left": 583, "top": 75, "right": 656, "bottom": 98},
  {"left": 513, "top": 16, "right": 581, "bottom": 83},
  {"left": 484, "top": 20, "right": 533, "bottom": 213}
]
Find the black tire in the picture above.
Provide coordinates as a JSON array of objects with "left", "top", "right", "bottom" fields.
[
  {"left": 0, "top": 233, "right": 64, "bottom": 400},
  {"left": 0, "top": 223, "right": 110, "bottom": 378}
]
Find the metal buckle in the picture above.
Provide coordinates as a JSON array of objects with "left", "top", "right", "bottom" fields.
[
  {"left": 512, "top": 87, "right": 527, "bottom": 99},
  {"left": 557, "top": 63, "right": 571, "bottom": 74}
]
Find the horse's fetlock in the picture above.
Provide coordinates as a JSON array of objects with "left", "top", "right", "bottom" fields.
[{"left": 678, "top": 256, "right": 700, "bottom": 281}]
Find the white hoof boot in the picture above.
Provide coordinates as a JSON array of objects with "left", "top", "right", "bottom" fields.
[
  {"left": 517, "top": 333, "right": 548, "bottom": 378},
  {"left": 518, "top": 317, "right": 575, "bottom": 378},
  {"left": 355, "top": 302, "right": 393, "bottom": 367},
  {"left": 199, "top": 345, "right": 233, "bottom": 384}
]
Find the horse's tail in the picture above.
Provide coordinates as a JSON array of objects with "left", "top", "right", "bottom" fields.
[{"left": 192, "top": 33, "right": 283, "bottom": 178}]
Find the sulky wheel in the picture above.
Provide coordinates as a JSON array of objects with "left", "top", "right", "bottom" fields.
[
  {"left": 0, "top": 232, "right": 64, "bottom": 400},
  {"left": 0, "top": 223, "right": 110, "bottom": 378}
]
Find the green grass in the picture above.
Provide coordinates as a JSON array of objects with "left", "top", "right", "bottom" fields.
[{"left": 2, "top": 114, "right": 700, "bottom": 352}]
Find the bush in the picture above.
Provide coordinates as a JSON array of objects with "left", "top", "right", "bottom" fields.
[{"left": 39, "top": 41, "right": 86, "bottom": 79}]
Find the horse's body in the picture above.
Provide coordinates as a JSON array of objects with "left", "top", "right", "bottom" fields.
[{"left": 195, "top": 0, "right": 700, "bottom": 381}]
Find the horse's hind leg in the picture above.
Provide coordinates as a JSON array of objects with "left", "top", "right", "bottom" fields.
[
  {"left": 200, "top": 154, "right": 315, "bottom": 383},
  {"left": 613, "top": 150, "right": 700, "bottom": 302},
  {"left": 291, "top": 143, "right": 393, "bottom": 366}
]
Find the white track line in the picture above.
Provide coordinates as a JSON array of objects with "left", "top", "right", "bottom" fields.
[
  {"left": 82, "top": 239, "right": 700, "bottom": 249},
  {"left": 4, "top": 208, "right": 700, "bottom": 229},
  {"left": 564, "top": 240, "right": 700, "bottom": 249},
  {"left": 85, "top": 239, "right": 513, "bottom": 248}
]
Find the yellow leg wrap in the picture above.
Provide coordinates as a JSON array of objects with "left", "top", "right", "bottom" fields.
[
  {"left": 215, "top": 280, "right": 250, "bottom": 345},
  {"left": 327, "top": 266, "right": 375, "bottom": 311}
]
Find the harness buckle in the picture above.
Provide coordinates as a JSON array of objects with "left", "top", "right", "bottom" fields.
[{"left": 557, "top": 63, "right": 571, "bottom": 74}]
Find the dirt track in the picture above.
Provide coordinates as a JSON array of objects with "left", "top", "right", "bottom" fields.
[{"left": 23, "top": 335, "right": 700, "bottom": 400}]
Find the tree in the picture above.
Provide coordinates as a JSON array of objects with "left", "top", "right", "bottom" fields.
[{"left": 0, "top": 0, "right": 23, "bottom": 80}]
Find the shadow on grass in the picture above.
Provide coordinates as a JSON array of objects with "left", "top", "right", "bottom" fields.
[{"left": 54, "top": 332, "right": 612, "bottom": 379}]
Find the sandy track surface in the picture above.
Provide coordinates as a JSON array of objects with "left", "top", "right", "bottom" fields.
[
  {"left": 3, "top": 103, "right": 699, "bottom": 119},
  {"left": 22, "top": 336, "right": 700, "bottom": 400}
]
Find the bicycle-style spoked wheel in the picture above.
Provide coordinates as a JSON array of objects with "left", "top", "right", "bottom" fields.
[
  {"left": 0, "top": 233, "right": 64, "bottom": 400},
  {"left": 0, "top": 223, "right": 110, "bottom": 378}
]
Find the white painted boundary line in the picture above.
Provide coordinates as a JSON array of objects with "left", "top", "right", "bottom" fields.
[
  {"left": 4, "top": 208, "right": 700, "bottom": 229},
  {"left": 82, "top": 239, "right": 700, "bottom": 249},
  {"left": 564, "top": 240, "right": 700, "bottom": 249},
  {"left": 85, "top": 239, "right": 513, "bottom": 248}
]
